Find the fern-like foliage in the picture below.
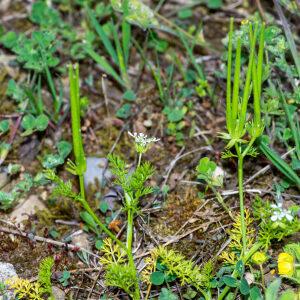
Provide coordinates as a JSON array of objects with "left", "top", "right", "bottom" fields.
[
  {"left": 6, "top": 277, "right": 42, "bottom": 300},
  {"left": 253, "top": 196, "right": 300, "bottom": 249},
  {"left": 220, "top": 210, "right": 255, "bottom": 265},
  {"left": 38, "top": 257, "right": 54, "bottom": 299},
  {"left": 221, "top": 149, "right": 237, "bottom": 159},
  {"left": 99, "top": 238, "right": 137, "bottom": 298},
  {"left": 142, "top": 246, "right": 213, "bottom": 290},
  {"left": 107, "top": 153, "right": 155, "bottom": 211},
  {"left": 44, "top": 169, "right": 80, "bottom": 201},
  {"left": 105, "top": 263, "right": 137, "bottom": 297},
  {"left": 99, "top": 238, "right": 127, "bottom": 266},
  {"left": 6, "top": 256, "right": 54, "bottom": 300}
]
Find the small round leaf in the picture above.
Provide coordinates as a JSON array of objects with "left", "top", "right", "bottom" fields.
[{"left": 150, "top": 271, "right": 165, "bottom": 285}]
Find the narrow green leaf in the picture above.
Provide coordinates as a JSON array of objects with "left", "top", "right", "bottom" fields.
[
  {"left": 85, "top": 47, "right": 125, "bottom": 87},
  {"left": 257, "top": 138, "right": 300, "bottom": 189},
  {"left": 87, "top": 8, "right": 118, "bottom": 65}
]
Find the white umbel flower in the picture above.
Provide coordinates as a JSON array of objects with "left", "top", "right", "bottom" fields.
[{"left": 128, "top": 132, "right": 159, "bottom": 153}]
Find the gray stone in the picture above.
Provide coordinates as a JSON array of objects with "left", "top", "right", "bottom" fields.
[
  {"left": 52, "top": 286, "right": 65, "bottom": 300},
  {"left": 0, "top": 262, "right": 17, "bottom": 300},
  {"left": 9, "top": 195, "right": 47, "bottom": 225},
  {"left": 71, "top": 231, "right": 91, "bottom": 251},
  {"left": 0, "top": 173, "right": 8, "bottom": 189},
  {"left": 84, "top": 157, "right": 112, "bottom": 188}
]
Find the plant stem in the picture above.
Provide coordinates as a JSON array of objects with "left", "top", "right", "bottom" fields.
[
  {"left": 217, "top": 242, "right": 263, "bottom": 300},
  {"left": 126, "top": 209, "right": 133, "bottom": 250},
  {"left": 236, "top": 146, "right": 247, "bottom": 255},
  {"left": 210, "top": 186, "right": 234, "bottom": 221},
  {"left": 260, "top": 265, "right": 265, "bottom": 289},
  {"left": 45, "top": 65, "right": 59, "bottom": 118},
  {"left": 137, "top": 153, "right": 142, "bottom": 167},
  {"left": 79, "top": 174, "right": 85, "bottom": 200}
]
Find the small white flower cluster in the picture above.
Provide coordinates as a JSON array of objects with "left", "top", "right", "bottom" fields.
[
  {"left": 128, "top": 132, "right": 159, "bottom": 153},
  {"left": 270, "top": 203, "right": 293, "bottom": 222}
]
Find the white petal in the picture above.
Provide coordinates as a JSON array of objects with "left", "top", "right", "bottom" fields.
[{"left": 271, "top": 215, "right": 278, "bottom": 222}]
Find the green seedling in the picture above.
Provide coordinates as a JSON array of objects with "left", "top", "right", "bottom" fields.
[
  {"left": 45, "top": 64, "right": 156, "bottom": 299},
  {"left": 196, "top": 157, "right": 234, "bottom": 220},
  {"left": 220, "top": 18, "right": 265, "bottom": 255}
]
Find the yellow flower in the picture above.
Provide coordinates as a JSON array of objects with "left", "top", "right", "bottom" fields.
[
  {"left": 252, "top": 252, "right": 267, "bottom": 265},
  {"left": 278, "top": 253, "right": 294, "bottom": 276},
  {"left": 241, "top": 19, "right": 249, "bottom": 25}
]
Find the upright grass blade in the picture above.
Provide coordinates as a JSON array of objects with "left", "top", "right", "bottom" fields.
[
  {"left": 45, "top": 65, "right": 59, "bottom": 117},
  {"left": 85, "top": 47, "right": 126, "bottom": 87},
  {"left": 111, "top": 21, "right": 131, "bottom": 90},
  {"left": 121, "top": 0, "right": 131, "bottom": 66},
  {"left": 226, "top": 18, "right": 233, "bottom": 133},
  {"left": 279, "top": 88, "right": 300, "bottom": 160},
  {"left": 177, "top": 30, "right": 214, "bottom": 100},
  {"left": 178, "top": 30, "right": 205, "bottom": 81},
  {"left": 87, "top": 8, "right": 118, "bottom": 65}
]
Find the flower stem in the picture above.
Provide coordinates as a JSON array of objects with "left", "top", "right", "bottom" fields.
[
  {"left": 211, "top": 186, "right": 234, "bottom": 221},
  {"left": 137, "top": 153, "right": 142, "bottom": 168},
  {"left": 237, "top": 147, "right": 247, "bottom": 255},
  {"left": 126, "top": 209, "right": 133, "bottom": 250}
]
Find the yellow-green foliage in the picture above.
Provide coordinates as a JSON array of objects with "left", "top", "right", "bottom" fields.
[
  {"left": 38, "top": 257, "right": 54, "bottom": 299},
  {"left": 99, "top": 238, "right": 127, "bottom": 266},
  {"left": 142, "top": 246, "right": 213, "bottom": 290},
  {"left": 220, "top": 210, "right": 255, "bottom": 265},
  {"left": 6, "top": 256, "right": 54, "bottom": 300},
  {"left": 6, "top": 277, "right": 42, "bottom": 300},
  {"left": 105, "top": 263, "right": 137, "bottom": 297},
  {"left": 99, "top": 238, "right": 136, "bottom": 297}
]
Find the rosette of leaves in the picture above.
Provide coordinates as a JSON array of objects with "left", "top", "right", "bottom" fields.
[{"left": 2, "top": 31, "right": 60, "bottom": 72}]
